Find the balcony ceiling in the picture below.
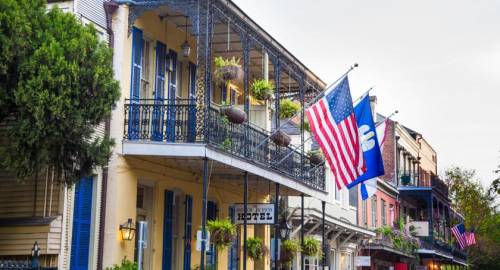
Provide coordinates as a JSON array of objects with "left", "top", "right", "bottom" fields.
[{"left": 155, "top": 7, "right": 320, "bottom": 99}]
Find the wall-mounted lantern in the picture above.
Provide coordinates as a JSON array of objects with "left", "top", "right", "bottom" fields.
[{"left": 119, "top": 218, "right": 136, "bottom": 241}]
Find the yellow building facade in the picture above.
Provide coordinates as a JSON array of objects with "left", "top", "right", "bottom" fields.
[{"left": 103, "top": 1, "right": 329, "bottom": 269}]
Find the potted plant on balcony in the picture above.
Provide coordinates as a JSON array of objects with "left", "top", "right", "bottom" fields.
[
  {"left": 280, "top": 239, "right": 301, "bottom": 267},
  {"left": 270, "top": 130, "right": 292, "bottom": 147},
  {"left": 279, "top": 98, "right": 301, "bottom": 119},
  {"left": 246, "top": 237, "right": 268, "bottom": 261},
  {"left": 302, "top": 236, "right": 323, "bottom": 258},
  {"left": 207, "top": 218, "right": 236, "bottom": 250},
  {"left": 214, "top": 56, "right": 242, "bottom": 85},
  {"left": 308, "top": 150, "right": 324, "bottom": 165},
  {"left": 250, "top": 79, "right": 274, "bottom": 101},
  {"left": 220, "top": 101, "right": 247, "bottom": 124},
  {"left": 400, "top": 174, "right": 411, "bottom": 185}
]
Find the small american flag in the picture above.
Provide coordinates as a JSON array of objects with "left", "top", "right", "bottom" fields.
[
  {"left": 451, "top": 223, "right": 467, "bottom": 249},
  {"left": 465, "top": 230, "right": 476, "bottom": 246},
  {"left": 306, "top": 77, "right": 365, "bottom": 190}
]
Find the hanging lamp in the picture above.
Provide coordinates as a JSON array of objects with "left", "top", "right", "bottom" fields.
[{"left": 180, "top": 15, "right": 191, "bottom": 58}]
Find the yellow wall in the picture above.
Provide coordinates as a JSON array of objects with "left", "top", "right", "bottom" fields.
[
  {"left": 106, "top": 8, "right": 273, "bottom": 269},
  {"left": 105, "top": 155, "right": 272, "bottom": 270}
]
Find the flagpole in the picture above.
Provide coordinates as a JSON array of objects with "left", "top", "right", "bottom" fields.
[
  {"left": 252, "top": 63, "right": 359, "bottom": 151},
  {"left": 352, "top": 86, "right": 374, "bottom": 105},
  {"left": 375, "top": 110, "right": 398, "bottom": 127}
]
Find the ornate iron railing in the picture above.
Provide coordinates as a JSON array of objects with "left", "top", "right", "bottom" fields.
[{"left": 124, "top": 99, "right": 325, "bottom": 191}]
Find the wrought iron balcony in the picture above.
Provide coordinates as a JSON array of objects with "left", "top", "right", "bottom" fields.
[
  {"left": 398, "top": 171, "right": 449, "bottom": 197},
  {"left": 123, "top": 99, "right": 325, "bottom": 191}
]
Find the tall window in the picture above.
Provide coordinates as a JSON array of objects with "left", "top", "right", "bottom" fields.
[
  {"left": 389, "top": 204, "right": 394, "bottom": 225},
  {"left": 335, "top": 185, "right": 340, "bottom": 202},
  {"left": 381, "top": 199, "right": 386, "bottom": 225},
  {"left": 371, "top": 195, "right": 377, "bottom": 227},
  {"left": 361, "top": 199, "right": 367, "bottom": 226},
  {"left": 140, "top": 39, "right": 152, "bottom": 99}
]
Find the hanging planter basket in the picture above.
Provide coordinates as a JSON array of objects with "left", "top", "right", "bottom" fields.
[
  {"left": 302, "top": 237, "right": 323, "bottom": 258},
  {"left": 308, "top": 150, "right": 325, "bottom": 165},
  {"left": 280, "top": 239, "right": 300, "bottom": 267},
  {"left": 271, "top": 130, "right": 291, "bottom": 147},
  {"left": 214, "top": 57, "right": 242, "bottom": 85},
  {"left": 221, "top": 106, "right": 246, "bottom": 124},
  {"left": 207, "top": 218, "right": 237, "bottom": 250},
  {"left": 246, "top": 237, "right": 268, "bottom": 261}
]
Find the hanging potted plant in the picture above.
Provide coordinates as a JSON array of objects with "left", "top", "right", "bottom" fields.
[
  {"left": 280, "top": 239, "right": 301, "bottom": 267},
  {"left": 302, "top": 236, "right": 323, "bottom": 258},
  {"left": 246, "top": 237, "right": 268, "bottom": 261},
  {"left": 270, "top": 130, "right": 291, "bottom": 147},
  {"left": 214, "top": 56, "right": 242, "bottom": 85},
  {"left": 220, "top": 101, "right": 247, "bottom": 124},
  {"left": 250, "top": 79, "right": 274, "bottom": 101},
  {"left": 308, "top": 150, "right": 324, "bottom": 165},
  {"left": 206, "top": 218, "right": 236, "bottom": 250}
]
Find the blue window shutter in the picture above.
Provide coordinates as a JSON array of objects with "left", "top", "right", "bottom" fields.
[
  {"left": 187, "top": 62, "right": 197, "bottom": 142},
  {"left": 162, "top": 190, "right": 174, "bottom": 270},
  {"left": 166, "top": 50, "right": 178, "bottom": 142},
  {"left": 183, "top": 195, "right": 193, "bottom": 270},
  {"left": 128, "top": 27, "right": 143, "bottom": 140},
  {"left": 228, "top": 206, "right": 238, "bottom": 270},
  {"left": 206, "top": 201, "right": 218, "bottom": 267},
  {"left": 70, "top": 177, "right": 93, "bottom": 270},
  {"left": 152, "top": 41, "right": 167, "bottom": 141}
]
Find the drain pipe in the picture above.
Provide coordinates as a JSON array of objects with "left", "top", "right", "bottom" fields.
[{"left": 97, "top": 1, "right": 119, "bottom": 269}]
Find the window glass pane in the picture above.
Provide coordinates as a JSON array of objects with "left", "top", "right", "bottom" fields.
[
  {"left": 371, "top": 196, "right": 377, "bottom": 227},
  {"left": 348, "top": 186, "right": 358, "bottom": 207}
]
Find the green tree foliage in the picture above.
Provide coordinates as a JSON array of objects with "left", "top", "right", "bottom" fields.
[
  {"left": 445, "top": 167, "right": 500, "bottom": 270},
  {"left": 0, "top": 0, "right": 120, "bottom": 184}
]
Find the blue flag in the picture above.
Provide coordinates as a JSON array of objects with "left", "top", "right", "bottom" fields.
[{"left": 347, "top": 95, "right": 384, "bottom": 197}]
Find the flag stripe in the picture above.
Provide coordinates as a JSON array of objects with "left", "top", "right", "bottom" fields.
[
  {"left": 306, "top": 77, "right": 365, "bottom": 190},
  {"left": 311, "top": 102, "right": 352, "bottom": 185},
  {"left": 307, "top": 108, "right": 343, "bottom": 189},
  {"left": 317, "top": 101, "right": 356, "bottom": 182}
]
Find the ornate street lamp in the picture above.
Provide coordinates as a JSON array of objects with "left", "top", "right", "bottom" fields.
[
  {"left": 119, "top": 218, "right": 136, "bottom": 241},
  {"left": 280, "top": 221, "right": 292, "bottom": 240}
]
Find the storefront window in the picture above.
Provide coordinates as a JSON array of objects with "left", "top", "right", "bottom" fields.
[
  {"left": 305, "top": 256, "right": 320, "bottom": 270},
  {"left": 339, "top": 252, "right": 352, "bottom": 270}
]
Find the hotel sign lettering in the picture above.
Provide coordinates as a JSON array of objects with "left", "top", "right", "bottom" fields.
[{"left": 234, "top": 203, "right": 275, "bottom": 225}]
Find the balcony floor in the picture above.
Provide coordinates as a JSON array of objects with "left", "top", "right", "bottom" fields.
[{"left": 122, "top": 140, "right": 329, "bottom": 200}]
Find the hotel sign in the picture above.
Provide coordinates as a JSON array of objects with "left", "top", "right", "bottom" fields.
[{"left": 234, "top": 203, "right": 275, "bottom": 225}]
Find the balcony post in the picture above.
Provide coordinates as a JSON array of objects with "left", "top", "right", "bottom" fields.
[
  {"left": 321, "top": 201, "right": 326, "bottom": 267},
  {"left": 300, "top": 193, "right": 305, "bottom": 270},
  {"left": 273, "top": 58, "right": 281, "bottom": 129},
  {"left": 200, "top": 157, "right": 209, "bottom": 270},
  {"left": 194, "top": 0, "right": 213, "bottom": 142},
  {"left": 299, "top": 76, "right": 305, "bottom": 179},
  {"left": 243, "top": 171, "right": 248, "bottom": 270},
  {"left": 273, "top": 183, "right": 280, "bottom": 270},
  {"left": 242, "top": 33, "right": 250, "bottom": 157}
]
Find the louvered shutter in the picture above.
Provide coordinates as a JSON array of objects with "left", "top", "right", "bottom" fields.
[
  {"left": 128, "top": 27, "right": 143, "bottom": 140},
  {"left": 152, "top": 41, "right": 167, "bottom": 141},
  {"left": 70, "top": 177, "right": 93, "bottom": 270},
  {"left": 166, "top": 50, "right": 178, "bottom": 142},
  {"left": 183, "top": 195, "right": 193, "bottom": 270},
  {"left": 162, "top": 190, "right": 174, "bottom": 270}
]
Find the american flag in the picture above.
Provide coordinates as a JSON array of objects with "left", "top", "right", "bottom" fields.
[
  {"left": 465, "top": 230, "right": 476, "bottom": 246},
  {"left": 306, "top": 77, "right": 365, "bottom": 190},
  {"left": 451, "top": 223, "right": 467, "bottom": 249}
]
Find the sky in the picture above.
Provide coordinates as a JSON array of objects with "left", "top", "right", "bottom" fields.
[{"left": 233, "top": 0, "right": 500, "bottom": 187}]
